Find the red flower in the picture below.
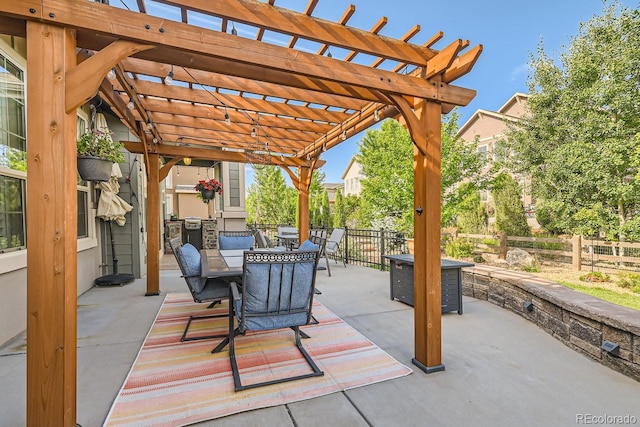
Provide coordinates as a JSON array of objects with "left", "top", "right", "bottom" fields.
[{"left": 194, "top": 178, "right": 222, "bottom": 193}]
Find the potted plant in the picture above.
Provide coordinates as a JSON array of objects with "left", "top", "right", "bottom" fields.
[
  {"left": 405, "top": 232, "right": 415, "bottom": 254},
  {"left": 194, "top": 178, "right": 222, "bottom": 203},
  {"left": 77, "top": 128, "right": 125, "bottom": 181}
]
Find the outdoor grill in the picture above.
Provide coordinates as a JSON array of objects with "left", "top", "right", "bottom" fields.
[{"left": 183, "top": 217, "right": 203, "bottom": 249}]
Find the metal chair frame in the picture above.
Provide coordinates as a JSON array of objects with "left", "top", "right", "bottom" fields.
[
  {"left": 169, "top": 237, "right": 230, "bottom": 342},
  {"left": 212, "top": 250, "right": 324, "bottom": 392}
]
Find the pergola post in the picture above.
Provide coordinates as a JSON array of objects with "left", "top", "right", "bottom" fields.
[
  {"left": 297, "top": 167, "right": 311, "bottom": 242},
  {"left": 411, "top": 99, "right": 444, "bottom": 373},
  {"left": 26, "top": 22, "right": 78, "bottom": 426},
  {"left": 145, "top": 152, "right": 161, "bottom": 296}
]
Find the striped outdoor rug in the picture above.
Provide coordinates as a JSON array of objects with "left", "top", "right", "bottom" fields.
[{"left": 104, "top": 293, "right": 412, "bottom": 426}]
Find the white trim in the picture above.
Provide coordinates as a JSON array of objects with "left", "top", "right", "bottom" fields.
[
  {"left": 0, "top": 250, "right": 26, "bottom": 274},
  {"left": 0, "top": 165, "right": 26, "bottom": 180},
  {"left": 78, "top": 237, "right": 98, "bottom": 252},
  {"left": 0, "top": 38, "right": 26, "bottom": 67},
  {"left": 0, "top": 236, "right": 98, "bottom": 275}
]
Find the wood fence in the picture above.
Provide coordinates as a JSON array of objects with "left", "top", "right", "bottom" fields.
[{"left": 457, "top": 233, "right": 640, "bottom": 273}]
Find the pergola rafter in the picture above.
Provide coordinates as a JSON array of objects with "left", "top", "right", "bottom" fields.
[{"left": 0, "top": 1, "right": 483, "bottom": 425}]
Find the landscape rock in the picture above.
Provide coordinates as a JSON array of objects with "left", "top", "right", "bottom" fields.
[{"left": 506, "top": 248, "right": 537, "bottom": 269}]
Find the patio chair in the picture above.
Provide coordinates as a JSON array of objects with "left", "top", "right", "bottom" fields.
[
  {"left": 325, "top": 228, "right": 346, "bottom": 267},
  {"left": 309, "top": 233, "right": 331, "bottom": 277},
  {"left": 276, "top": 225, "right": 299, "bottom": 249},
  {"left": 252, "top": 228, "right": 287, "bottom": 250},
  {"left": 169, "top": 237, "right": 232, "bottom": 342},
  {"left": 212, "top": 242, "right": 324, "bottom": 392},
  {"left": 218, "top": 230, "right": 255, "bottom": 250}
]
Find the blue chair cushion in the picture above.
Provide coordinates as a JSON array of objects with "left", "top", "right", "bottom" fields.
[
  {"left": 298, "top": 239, "right": 319, "bottom": 251},
  {"left": 177, "top": 243, "right": 205, "bottom": 293},
  {"left": 219, "top": 234, "right": 254, "bottom": 250},
  {"left": 239, "top": 258, "right": 316, "bottom": 331}
]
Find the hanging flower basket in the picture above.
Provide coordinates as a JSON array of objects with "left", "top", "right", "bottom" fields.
[
  {"left": 200, "top": 189, "right": 215, "bottom": 200},
  {"left": 77, "top": 156, "right": 113, "bottom": 182},
  {"left": 76, "top": 125, "right": 124, "bottom": 181},
  {"left": 194, "top": 178, "right": 222, "bottom": 204}
]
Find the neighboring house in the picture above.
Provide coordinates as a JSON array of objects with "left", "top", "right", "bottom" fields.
[
  {"left": 341, "top": 156, "right": 363, "bottom": 196},
  {"left": 457, "top": 92, "right": 538, "bottom": 229}
]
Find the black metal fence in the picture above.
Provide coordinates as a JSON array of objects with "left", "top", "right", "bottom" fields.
[{"left": 247, "top": 223, "right": 411, "bottom": 270}]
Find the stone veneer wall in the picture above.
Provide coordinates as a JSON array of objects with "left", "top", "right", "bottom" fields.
[
  {"left": 201, "top": 220, "right": 217, "bottom": 249},
  {"left": 462, "top": 265, "right": 640, "bottom": 382},
  {"left": 164, "top": 220, "right": 218, "bottom": 252}
]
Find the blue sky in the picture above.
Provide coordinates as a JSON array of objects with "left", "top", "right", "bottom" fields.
[{"left": 244, "top": 0, "right": 637, "bottom": 188}]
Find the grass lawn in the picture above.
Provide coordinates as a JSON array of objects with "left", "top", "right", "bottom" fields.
[{"left": 559, "top": 281, "right": 640, "bottom": 311}]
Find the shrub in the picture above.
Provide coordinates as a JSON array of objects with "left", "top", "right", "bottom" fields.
[
  {"left": 445, "top": 238, "right": 474, "bottom": 259},
  {"left": 521, "top": 264, "right": 540, "bottom": 273},
  {"left": 579, "top": 271, "right": 611, "bottom": 282},
  {"left": 616, "top": 272, "right": 640, "bottom": 293},
  {"left": 472, "top": 254, "right": 485, "bottom": 263}
]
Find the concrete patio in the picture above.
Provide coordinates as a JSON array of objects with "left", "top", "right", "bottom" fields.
[{"left": 1, "top": 259, "right": 639, "bottom": 427}]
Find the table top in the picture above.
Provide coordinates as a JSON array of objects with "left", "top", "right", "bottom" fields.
[
  {"left": 200, "top": 249, "right": 243, "bottom": 278},
  {"left": 382, "top": 254, "right": 474, "bottom": 269}
]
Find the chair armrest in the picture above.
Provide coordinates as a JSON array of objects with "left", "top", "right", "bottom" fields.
[{"left": 230, "top": 281, "right": 241, "bottom": 302}]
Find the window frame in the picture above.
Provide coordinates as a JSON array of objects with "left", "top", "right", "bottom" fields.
[{"left": 0, "top": 41, "right": 98, "bottom": 274}]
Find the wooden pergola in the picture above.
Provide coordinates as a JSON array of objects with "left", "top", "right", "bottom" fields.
[{"left": 0, "top": 0, "right": 481, "bottom": 425}]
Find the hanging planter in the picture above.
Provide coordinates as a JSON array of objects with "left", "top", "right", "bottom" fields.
[
  {"left": 194, "top": 178, "right": 222, "bottom": 204},
  {"left": 200, "top": 189, "right": 215, "bottom": 200},
  {"left": 77, "top": 156, "right": 113, "bottom": 182},
  {"left": 76, "top": 120, "right": 125, "bottom": 182}
]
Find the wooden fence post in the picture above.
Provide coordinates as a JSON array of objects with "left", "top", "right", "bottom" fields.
[
  {"left": 499, "top": 231, "right": 507, "bottom": 259},
  {"left": 572, "top": 234, "right": 582, "bottom": 271}
]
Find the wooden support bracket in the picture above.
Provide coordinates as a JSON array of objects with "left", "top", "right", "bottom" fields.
[{"left": 65, "top": 40, "right": 153, "bottom": 113}]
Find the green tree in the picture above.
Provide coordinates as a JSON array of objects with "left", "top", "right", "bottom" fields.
[
  {"left": 332, "top": 190, "right": 360, "bottom": 228},
  {"left": 440, "top": 112, "right": 488, "bottom": 227},
  {"left": 246, "top": 166, "right": 296, "bottom": 225},
  {"left": 455, "top": 183, "right": 488, "bottom": 234},
  {"left": 358, "top": 119, "right": 413, "bottom": 232},
  {"left": 491, "top": 173, "right": 530, "bottom": 236},
  {"left": 357, "top": 114, "right": 486, "bottom": 234},
  {"left": 503, "top": 3, "right": 640, "bottom": 239},
  {"left": 309, "top": 171, "right": 330, "bottom": 227}
]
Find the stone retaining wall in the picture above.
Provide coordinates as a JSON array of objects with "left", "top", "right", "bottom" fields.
[{"left": 462, "top": 265, "right": 640, "bottom": 382}]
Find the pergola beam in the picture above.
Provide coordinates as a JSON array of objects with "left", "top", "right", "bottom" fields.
[
  {"left": 134, "top": 80, "right": 351, "bottom": 123},
  {"left": 155, "top": 0, "right": 436, "bottom": 65},
  {"left": 10, "top": 1, "right": 476, "bottom": 103},
  {"left": 122, "top": 58, "right": 367, "bottom": 111}
]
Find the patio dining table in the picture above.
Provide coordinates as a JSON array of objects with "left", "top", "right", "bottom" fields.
[
  {"left": 200, "top": 248, "right": 243, "bottom": 279},
  {"left": 200, "top": 248, "right": 287, "bottom": 278}
]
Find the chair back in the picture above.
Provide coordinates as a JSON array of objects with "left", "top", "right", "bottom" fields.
[
  {"left": 169, "top": 236, "right": 206, "bottom": 295},
  {"left": 326, "top": 228, "right": 345, "bottom": 252},
  {"left": 252, "top": 228, "right": 269, "bottom": 248},
  {"left": 277, "top": 225, "right": 299, "bottom": 236},
  {"left": 309, "top": 228, "right": 328, "bottom": 239},
  {"left": 238, "top": 249, "right": 319, "bottom": 332},
  {"left": 309, "top": 234, "right": 327, "bottom": 255},
  {"left": 218, "top": 230, "right": 255, "bottom": 250}
]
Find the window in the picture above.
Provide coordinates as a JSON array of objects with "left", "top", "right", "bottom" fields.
[
  {"left": 0, "top": 174, "right": 25, "bottom": 251},
  {"left": 0, "top": 48, "right": 91, "bottom": 249},
  {"left": 76, "top": 113, "right": 89, "bottom": 238},
  {"left": 478, "top": 145, "right": 488, "bottom": 160},
  {"left": 0, "top": 51, "right": 26, "bottom": 251},
  {"left": 228, "top": 163, "right": 240, "bottom": 207}
]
